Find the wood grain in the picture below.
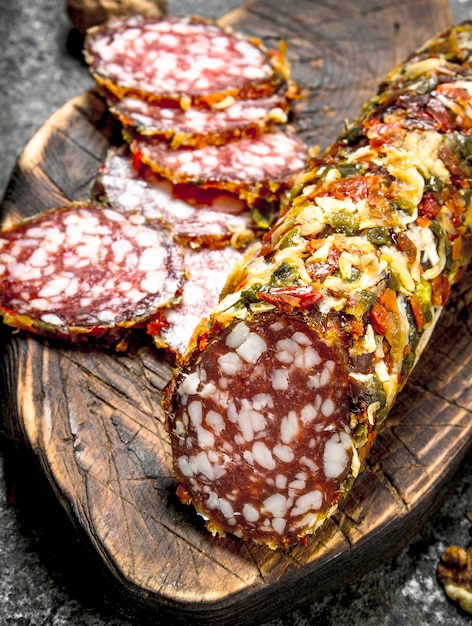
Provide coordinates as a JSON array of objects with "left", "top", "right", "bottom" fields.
[{"left": 2, "top": 1, "right": 470, "bottom": 625}]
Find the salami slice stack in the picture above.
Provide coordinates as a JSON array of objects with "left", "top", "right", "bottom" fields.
[
  {"left": 84, "top": 15, "right": 309, "bottom": 211},
  {"left": 83, "top": 14, "right": 310, "bottom": 354},
  {"left": 163, "top": 23, "right": 472, "bottom": 547},
  {"left": 1, "top": 14, "right": 309, "bottom": 356}
]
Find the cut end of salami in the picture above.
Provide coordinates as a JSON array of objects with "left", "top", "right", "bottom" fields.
[
  {"left": 0, "top": 202, "right": 184, "bottom": 341},
  {"left": 164, "top": 312, "right": 359, "bottom": 547},
  {"left": 84, "top": 15, "right": 290, "bottom": 106}
]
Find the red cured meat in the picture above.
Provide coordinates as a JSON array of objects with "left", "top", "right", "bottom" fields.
[
  {"left": 84, "top": 15, "right": 289, "bottom": 106},
  {"left": 96, "top": 150, "right": 258, "bottom": 248},
  {"left": 0, "top": 202, "right": 184, "bottom": 339},
  {"left": 130, "top": 130, "right": 309, "bottom": 204}
]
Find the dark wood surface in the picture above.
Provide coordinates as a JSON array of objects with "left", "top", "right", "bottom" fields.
[{"left": 2, "top": 1, "right": 471, "bottom": 625}]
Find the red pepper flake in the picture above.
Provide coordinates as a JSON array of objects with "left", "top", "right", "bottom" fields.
[
  {"left": 368, "top": 288, "right": 398, "bottom": 336},
  {"left": 419, "top": 193, "right": 441, "bottom": 220},
  {"left": 431, "top": 274, "right": 451, "bottom": 306},
  {"left": 257, "top": 285, "right": 322, "bottom": 312},
  {"left": 396, "top": 231, "right": 418, "bottom": 265},
  {"left": 409, "top": 294, "right": 426, "bottom": 332},
  {"left": 146, "top": 315, "right": 170, "bottom": 337}
]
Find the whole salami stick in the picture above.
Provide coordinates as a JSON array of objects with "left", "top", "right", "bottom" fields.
[{"left": 163, "top": 22, "right": 472, "bottom": 548}]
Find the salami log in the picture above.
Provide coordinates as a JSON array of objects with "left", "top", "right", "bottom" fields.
[
  {"left": 129, "top": 129, "right": 309, "bottom": 207},
  {"left": 95, "top": 149, "right": 258, "bottom": 248},
  {"left": 84, "top": 15, "right": 290, "bottom": 108},
  {"left": 0, "top": 202, "right": 184, "bottom": 342},
  {"left": 163, "top": 23, "right": 472, "bottom": 548}
]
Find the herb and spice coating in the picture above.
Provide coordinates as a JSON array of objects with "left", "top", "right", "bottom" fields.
[
  {"left": 84, "top": 15, "right": 290, "bottom": 108},
  {"left": 0, "top": 202, "right": 184, "bottom": 341},
  {"left": 163, "top": 23, "right": 472, "bottom": 547}
]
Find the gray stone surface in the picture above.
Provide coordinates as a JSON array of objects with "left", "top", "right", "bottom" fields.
[{"left": 0, "top": 1, "right": 471, "bottom": 624}]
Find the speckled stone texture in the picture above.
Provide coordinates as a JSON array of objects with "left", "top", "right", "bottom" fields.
[{"left": 0, "top": 1, "right": 471, "bottom": 624}]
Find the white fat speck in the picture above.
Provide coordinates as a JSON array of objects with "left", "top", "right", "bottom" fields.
[
  {"left": 193, "top": 451, "right": 217, "bottom": 480},
  {"left": 289, "top": 479, "right": 306, "bottom": 491},
  {"left": 271, "top": 368, "right": 289, "bottom": 390},
  {"left": 38, "top": 276, "right": 72, "bottom": 298},
  {"left": 199, "top": 381, "right": 217, "bottom": 398},
  {"left": 242, "top": 503, "right": 260, "bottom": 523},
  {"left": 272, "top": 517, "right": 287, "bottom": 535},
  {"left": 188, "top": 400, "right": 203, "bottom": 427},
  {"left": 197, "top": 427, "right": 215, "bottom": 448},
  {"left": 178, "top": 372, "right": 200, "bottom": 397},
  {"left": 40, "top": 313, "right": 64, "bottom": 326},
  {"left": 292, "top": 332, "right": 312, "bottom": 346},
  {"left": 28, "top": 247, "right": 48, "bottom": 267},
  {"left": 273, "top": 444, "right": 295, "bottom": 463},
  {"left": 243, "top": 449, "right": 254, "bottom": 464},
  {"left": 263, "top": 493, "right": 288, "bottom": 518},
  {"left": 323, "top": 432, "right": 351, "bottom": 479},
  {"left": 252, "top": 441, "right": 276, "bottom": 470},
  {"left": 205, "top": 410, "right": 225, "bottom": 435},
  {"left": 269, "top": 321, "right": 285, "bottom": 332},
  {"left": 218, "top": 351, "right": 242, "bottom": 375},
  {"left": 291, "top": 490, "right": 323, "bottom": 517},
  {"left": 252, "top": 393, "right": 274, "bottom": 410},
  {"left": 236, "top": 332, "right": 267, "bottom": 363},
  {"left": 300, "top": 404, "right": 318, "bottom": 423},
  {"left": 225, "top": 321, "right": 250, "bottom": 348},
  {"left": 300, "top": 456, "right": 319, "bottom": 473},
  {"left": 96, "top": 310, "right": 116, "bottom": 323},
  {"left": 206, "top": 491, "right": 218, "bottom": 509},
  {"left": 277, "top": 337, "right": 298, "bottom": 355},
  {"left": 321, "top": 397, "right": 335, "bottom": 417},
  {"left": 275, "top": 474, "right": 287, "bottom": 489},
  {"left": 280, "top": 411, "right": 299, "bottom": 445},
  {"left": 177, "top": 455, "right": 195, "bottom": 477},
  {"left": 295, "top": 346, "right": 322, "bottom": 370},
  {"left": 216, "top": 498, "right": 234, "bottom": 520}
]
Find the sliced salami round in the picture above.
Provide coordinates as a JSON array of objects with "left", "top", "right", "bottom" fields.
[
  {"left": 108, "top": 91, "right": 291, "bottom": 148},
  {"left": 164, "top": 312, "right": 353, "bottom": 546},
  {"left": 84, "top": 15, "right": 289, "bottom": 107},
  {"left": 149, "top": 245, "right": 248, "bottom": 357},
  {"left": 130, "top": 129, "right": 309, "bottom": 205},
  {"left": 95, "top": 150, "right": 258, "bottom": 248},
  {"left": 0, "top": 202, "right": 184, "bottom": 340}
]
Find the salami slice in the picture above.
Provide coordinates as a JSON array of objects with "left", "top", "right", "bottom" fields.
[
  {"left": 163, "top": 23, "right": 472, "bottom": 547},
  {"left": 84, "top": 15, "right": 290, "bottom": 107},
  {"left": 130, "top": 129, "right": 309, "bottom": 206},
  {"left": 95, "top": 149, "right": 258, "bottom": 248},
  {"left": 0, "top": 202, "right": 184, "bottom": 341},
  {"left": 149, "top": 245, "right": 248, "bottom": 357},
  {"left": 108, "top": 90, "right": 291, "bottom": 148}
]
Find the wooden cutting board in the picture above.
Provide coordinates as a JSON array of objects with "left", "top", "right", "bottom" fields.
[{"left": 1, "top": 1, "right": 471, "bottom": 625}]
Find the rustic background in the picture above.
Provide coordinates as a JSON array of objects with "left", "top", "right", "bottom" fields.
[{"left": 1, "top": 1, "right": 472, "bottom": 625}]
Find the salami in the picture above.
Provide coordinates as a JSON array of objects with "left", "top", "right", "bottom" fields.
[
  {"left": 84, "top": 15, "right": 290, "bottom": 107},
  {"left": 129, "top": 129, "right": 309, "bottom": 206},
  {"left": 0, "top": 202, "right": 184, "bottom": 341},
  {"left": 108, "top": 90, "right": 292, "bottom": 148},
  {"left": 95, "top": 149, "right": 258, "bottom": 248},
  {"left": 163, "top": 23, "right": 472, "bottom": 547},
  {"left": 149, "top": 245, "right": 249, "bottom": 357}
]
